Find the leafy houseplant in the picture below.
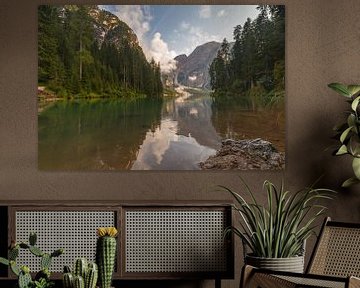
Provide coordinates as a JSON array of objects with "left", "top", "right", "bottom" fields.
[
  {"left": 328, "top": 83, "right": 360, "bottom": 187},
  {"left": 0, "top": 232, "right": 63, "bottom": 288},
  {"left": 222, "top": 179, "right": 334, "bottom": 272}
]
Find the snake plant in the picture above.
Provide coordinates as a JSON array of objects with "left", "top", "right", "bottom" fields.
[{"left": 222, "top": 178, "right": 334, "bottom": 258}]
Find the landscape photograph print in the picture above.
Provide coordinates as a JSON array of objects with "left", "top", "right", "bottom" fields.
[{"left": 38, "top": 5, "right": 285, "bottom": 170}]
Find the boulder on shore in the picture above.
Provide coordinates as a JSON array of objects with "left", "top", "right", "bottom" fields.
[{"left": 199, "top": 138, "right": 285, "bottom": 170}]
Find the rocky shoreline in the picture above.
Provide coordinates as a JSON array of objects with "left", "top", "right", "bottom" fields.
[
  {"left": 38, "top": 87, "right": 62, "bottom": 114},
  {"left": 200, "top": 138, "right": 285, "bottom": 170}
]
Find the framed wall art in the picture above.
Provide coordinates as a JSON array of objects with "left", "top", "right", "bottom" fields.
[{"left": 38, "top": 4, "right": 285, "bottom": 171}]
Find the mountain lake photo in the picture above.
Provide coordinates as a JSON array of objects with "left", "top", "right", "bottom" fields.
[{"left": 38, "top": 5, "right": 285, "bottom": 170}]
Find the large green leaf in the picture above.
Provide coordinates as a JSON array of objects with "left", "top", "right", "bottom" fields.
[
  {"left": 351, "top": 96, "right": 360, "bottom": 111},
  {"left": 347, "top": 85, "right": 360, "bottom": 97},
  {"left": 350, "top": 136, "right": 360, "bottom": 156},
  {"left": 328, "top": 83, "right": 351, "bottom": 97},
  {"left": 347, "top": 114, "right": 356, "bottom": 128},
  {"left": 352, "top": 157, "right": 360, "bottom": 179},
  {"left": 336, "top": 145, "right": 348, "bottom": 155},
  {"left": 340, "top": 127, "right": 353, "bottom": 143}
]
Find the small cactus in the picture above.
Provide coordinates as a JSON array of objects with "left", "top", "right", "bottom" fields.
[
  {"left": 0, "top": 233, "right": 63, "bottom": 288},
  {"left": 51, "top": 248, "right": 64, "bottom": 257},
  {"left": 29, "top": 245, "right": 44, "bottom": 257},
  {"left": 96, "top": 227, "right": 118, "bottom": 288},
  {"left": 29, "top": 232, "right": 37, "bottom": 246},
  {"left": 85, "top": 263, "right": 98, "bottom": 288},
  {"left": 63, "top": 272, "right": 74, "bottom": 288},
  {"left": 19, "top": 243, "right": 29, "bottom": 249},
  {"left": 74, "top": 275, "right": 85, "bottom": 288},
  {"left": 74, "top": 258, "right": 88, "bottom": 279},
  {"left": 41, "top": 253, "right": 52, "bottom": 270},
  {"left": 18, "top": 269, "right": 32, "bottom": 288},
  {"left": 9, "top": 247, "right": 19, "bottom": 260},
  {"left": 10, "top": 260, "right": 20, "bottom": 276},
  {"left": 63, "top": 259, "right": 98, "bottom": 288},
  {"left": 64, "top": 265, "right": 72, "bottom": 273},
  {"left": 35, "top": 268, "right": 50, "bottom": 281}
]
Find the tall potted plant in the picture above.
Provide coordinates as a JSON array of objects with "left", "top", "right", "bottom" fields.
[
  {"left": 222, "top": 179, "right": 334, "bottom": 273},
  {"left": 328, "top": 83, "right": 360, "bottom": 187}
]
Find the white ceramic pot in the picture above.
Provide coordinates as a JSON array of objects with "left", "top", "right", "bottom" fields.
[{"left": 245, "top": 254, "right": 305, "bottom": 273}]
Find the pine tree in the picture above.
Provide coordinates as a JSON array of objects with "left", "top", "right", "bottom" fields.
[{"left": 38, "top": 5, "right": 64, "bottom": 87}]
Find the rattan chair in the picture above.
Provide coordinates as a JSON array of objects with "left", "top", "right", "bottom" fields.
[{"left": 241, "top": 217, "right": 360, "bottom": 288}]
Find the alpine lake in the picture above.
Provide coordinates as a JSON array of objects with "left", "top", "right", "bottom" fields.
[{"left": 38, "top": 90, "right": 285, "bottom": 170}]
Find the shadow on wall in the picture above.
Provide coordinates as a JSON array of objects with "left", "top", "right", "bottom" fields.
[{"left": 303, "top": 111, "right": 360, "bottom": 221}]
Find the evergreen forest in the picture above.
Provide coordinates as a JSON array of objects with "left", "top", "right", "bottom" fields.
[
  {"left": 209, "top": 5, "right": 285, "bottom": 106},
  {"left": 38, "top": 5, "right": 163, "bottom": 99}
]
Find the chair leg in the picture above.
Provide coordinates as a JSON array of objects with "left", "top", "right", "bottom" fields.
[
  {"left": 240, "top": 265, "right": 255, "bottom": 288},
  {"left": 215, "top": 278, "right": 221, "bottom": 288}
]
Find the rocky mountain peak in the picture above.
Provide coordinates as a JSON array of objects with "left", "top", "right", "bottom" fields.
[
  {"left": 175, "top": 41, "right": 221, "bottom": 89},
  {"left": 89, "top": 6, "right": 140, "bottom": 50},
  {"left": 174, "top": 54, "right": 188, "bottom": 66}
]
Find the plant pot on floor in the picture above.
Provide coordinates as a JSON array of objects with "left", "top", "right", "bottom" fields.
[{"left": 245, "top": 254, "right": 304, "bottom": 273}]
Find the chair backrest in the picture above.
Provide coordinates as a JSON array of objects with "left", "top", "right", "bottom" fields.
[{"left": 307, "top": 217, "right": 360, "bottom": 277}]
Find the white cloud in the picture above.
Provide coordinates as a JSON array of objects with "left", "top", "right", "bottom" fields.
[
  {"left": 217, "top": 9, "right": 227, "bottom": 17},
  {"left": 186, "top": 26, "right": 220, "bottom": 53},
  {"left": 199, "top": 5, "right": 211, "bottom": 18},
  {"left": 110, "top": 5, "right": 152, "bottom": 48},
  {"left": 149, "top": 32, "right": 177, "bottom": 73},
  {"left": 177, "top": 20, "right": 220, "bottom": 54},
  {"left": 180, "top": 21, "right": 190, "bottom": 30}
]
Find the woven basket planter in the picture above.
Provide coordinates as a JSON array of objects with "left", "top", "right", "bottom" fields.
[{"left": 245, "top": 254, "right": 305, "bottom": 273}]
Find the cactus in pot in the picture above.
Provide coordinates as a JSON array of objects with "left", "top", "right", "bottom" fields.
[
  {"left": 62, "top": 259, "right": 98, "bottom": 288},
  {"left": 96, "top": 227, "right": 118, "bottom": 288},
  {"left": 0, "top": 232, "right": 63, "bottom": 288}
]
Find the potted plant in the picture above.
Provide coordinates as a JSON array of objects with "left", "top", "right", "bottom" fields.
[
  {"left": 62, "top": 258, "right": 98, "bottom": 288},
  {"left": 328, "top": 83, "right": 360, "bottom": 187},
  {"left": 96, "top": 227, "right": 118, "bottom": 288},
  {"left": 222, "top": 179, "right": 334, "bottom": 273},
  {"left": 0, "top": 232, "right": 63, "bottom": 288}
]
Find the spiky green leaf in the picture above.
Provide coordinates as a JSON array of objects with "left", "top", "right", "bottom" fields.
[
  {"left": 222, "top": 178, "right": 335, "bottom": 258},
  {"left": 328, "top": 83, "right": 351, "bottom": 97}
]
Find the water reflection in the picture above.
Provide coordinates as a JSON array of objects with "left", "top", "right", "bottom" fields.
[
  {"left": 211, "top": 98, "right": 285, "bottom": 152},
  {"left": 38, "top": 99, "right": 162, "bottom": 170},
  {"left": 132, "top": 93, "right": 219, "bottom": 170},
  {"left": 131, "top": 118, "right": 216, "bottom": 170},
  {"left": 38, "top": 91, "right": 285, "bottom": 170}
]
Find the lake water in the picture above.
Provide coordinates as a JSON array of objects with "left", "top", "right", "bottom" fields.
[{"left": 38, "top": 92, "right": 285, "bottom": 170}]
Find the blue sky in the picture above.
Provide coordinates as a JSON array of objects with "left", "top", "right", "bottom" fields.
[{"left": 100, "top": 5, "right": 259, "bottom": 72}]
